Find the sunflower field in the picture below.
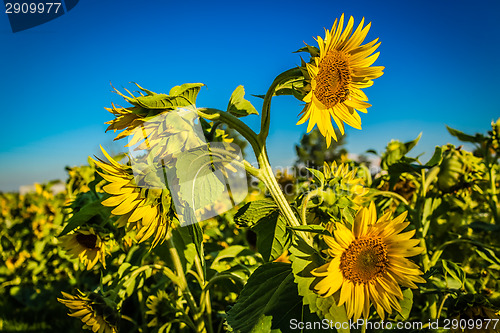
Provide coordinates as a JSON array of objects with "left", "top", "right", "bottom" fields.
[{"left": 1, "top": 14, "right": 500, "bottom": 333}]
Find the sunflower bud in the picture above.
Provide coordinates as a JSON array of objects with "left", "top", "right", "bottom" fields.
[
  {"left": 437, "top": 145, "right": 484, "bottom": 192},
  {"left": 437, "top": 149, "right": 464, "bottom": 192}
]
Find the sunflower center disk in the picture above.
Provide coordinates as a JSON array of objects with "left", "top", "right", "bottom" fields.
[
  {"left": 76, "top": 233, "right": 98, "bottom": 249},
  {"left": 340, "top": 237, "right": 389, "bottom": 284},
  {"left": 313, "top": 50, "right": 352, "bottom": 108}
]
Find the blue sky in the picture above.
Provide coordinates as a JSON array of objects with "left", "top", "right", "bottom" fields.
[{"left": 1, "top": 0, "right": 499, "bottom": 191}]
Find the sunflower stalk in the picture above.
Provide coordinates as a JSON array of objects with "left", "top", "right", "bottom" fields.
[
  {"left": 165, "top": 231, "right": 207, "bottom": 333},
  {"left": 195, "top": 107, "right": 310, "bottom": 242},
  {"left": 259, "top": 67, "right": 304, "bottom": 142},
  {"left": 416, "top": 169, "right": 435, "bottom": 320}
]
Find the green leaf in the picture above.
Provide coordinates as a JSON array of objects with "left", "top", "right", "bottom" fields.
[
  {"left": 175, "top": 146, "right": 226, "bottom": 219},
  {"left": 475, "top": 246, "right": 500, "bottom": 268},
  {"left": 226, "top": 262, "right": 323, "bottom": 333},
  {"left": 274, "top": 78, "right": 305, "bottom": 100},
  {"left": 234, "top": 199, "right": 278, "bottom": 227},
  {"left": 121, "top": 266, "right": 153, "bottom": 299},
  {"left": 307, "top": 168, "right": 325, "bottom": 188},
  {"left": 132, "top": 82, "right": 156, "bottom": 96},
  {"left": 123, "top": 83, "right": 204, "bottom": 111},
  {"left": 425, "top": 146, "right": 443, "bottom": 167},
  {"left": 249, "top": 315, "right": 275, "bottom": 333},
  {"left": 293, "top": 44, "right": 320, "bottom": 57},
  {"left": 187, "top": 223, "right": 205, "bottom": 275},
  {"left": 133, "top": 94, "right": 188, "bottom": 110},
  {"left": 227, "top": 85, "right": 259, "bottom": 117},
  {"left": 467, "top": 221, "right": 500, "bottom": 232},
  {"left": 395, "top": 289, "right": 413, "bottom": 320},
  {"left": 210, "top": 245, "right": 256, "bottom": 272},
  {"left": 404, "top": 133, "right": 422, "bottom": 152},
  {"left": 169, "top": 83, "right": 205, "bottom": 104},
  {"left": 342, "top": 207, "right": 355, "bottom": 225},
  {"left": 154, "top": 225, "right": 198, "bottom": 273},
  {"left": 252, "top": 212, "right": 291, "bottom": 262},
  {"left": 117, "top": 263, "right": 133, "bottom": 279},
  {"left": 446, "top": 125, "right": 484, "bottom": 143},
  {"left": 387, "top": 162, "right": 426, "bottom": 177},
  {"left": 59, "top": 200, "right": 111, "bottom": 236},
  {"left": 442, "top": 260, "right": 466, "bottom": 288}
]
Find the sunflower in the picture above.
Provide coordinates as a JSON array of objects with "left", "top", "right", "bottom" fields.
[
  {"left": 448, "top": 294, "right": 500, "bottom": 333},
  {"left": 58, "top": 290, "right": 119, "bottom": 333},
  {"left": 59, "top": 227, "right": 111, "bottom": 270},
  {"left": 311, "top": 203, "right": 425, "bottom": 320},
  {"left": 105, "top": 83, "right": 204, "bottom": 143},
  {"left": 91, "top": 146, "right": 172, "bottom": 247},
  {"left": 145, "top": 290, "right": 178, "bottom": 329},
  {"left": 322, "top": 161, "right": 369, "bottom": 207},
  {"left": 297, "top": 14, "right": 384, "bottom": 146}
]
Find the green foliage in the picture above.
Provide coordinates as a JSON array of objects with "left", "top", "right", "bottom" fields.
[
  {"left": 117, "top": 82, "right": 205, "bottom": 112},
  {"left": 175, "top": 146, "right": 227, "bottom": 216},
  {"left": 227, "top": 85, "right": 259, "bottom": 118},
  {"left": 227, "top": 262, "right": 321, "bottom": 333},
  {"left": 234, "top": 200, "right": 291, "bottom": 262}
]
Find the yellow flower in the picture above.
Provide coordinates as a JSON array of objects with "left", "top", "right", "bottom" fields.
[
  {"left": 311, "top": 203, "right": 425, "bottom": 320},
  {"left": 5, "top": 250, "right": 30, "bottom": 271},
  {"left": 92, "top": 146, "right": 172, "bottom": 247},
  {"left": 58, "top": 290, "right": 119, "bottom": 333},
  {"left": 298, "top": 14, "right": 384, "bottom": 146},
  {"left": 59, "top": 227, "right": 110, "bottom": 270}
]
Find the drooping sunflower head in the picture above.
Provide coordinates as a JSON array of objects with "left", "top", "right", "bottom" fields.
[
  {"left": 91, "top": 146, "right": 173, "bottom": 247},
  {"left": 58, "top": 290, "right": 119, "bottom": 333},
  {"left": 448, "top": 294, "right": 500, "bottom": 333},
  {"left": 311, "top": 203, "right": 425, "bottom": 320},
  {"left": 59, "top": 227, "right": 111, "bottom": 270},
  {"left": 105, "top": 83, "right": 204, "bottom": 142},
  {"left": 145, "top": 290, "right": 178, "bottom": 328},
  {"left": 298, "top": 14, "right": 384, "bottom": 147}
]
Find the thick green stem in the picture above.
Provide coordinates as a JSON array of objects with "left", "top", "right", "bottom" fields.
[
  {"left": 200, "top": 273, "right": 246, "bottom": 313},
  {"left": 259, "top": 67, "right": 303, "bottom": 142},
  {"left": 416, "top": 169, "right": 434, "bottom": 320},
  {"left": 417, "top": 169, "right": 431, "bottom": 272},
  {"left": 194, "top": 256, "right": 213, "bottom": 333},
  {"left": 436, "top": 294, "right": 450, "bottom": 319},
  {"left": 488, "top": 165, "right": 499, "bottom": 223},
  {"left": 166, "top": 232, "right": 206, "bottom": 333},
  {"left": 258, "top": 147, "right": 312, "bottom": 243},
  {"left": 300, "top": 189, "right": 322, "bottom": 225},
  {"left": 196, "top": 107, "right": 309, "bottom": 242},
  {"left": 367, "top": 190, "right": 409, "bottom": 206},
  {"left": 197, "top": 108, "right": 262, "bottom": 157}
]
